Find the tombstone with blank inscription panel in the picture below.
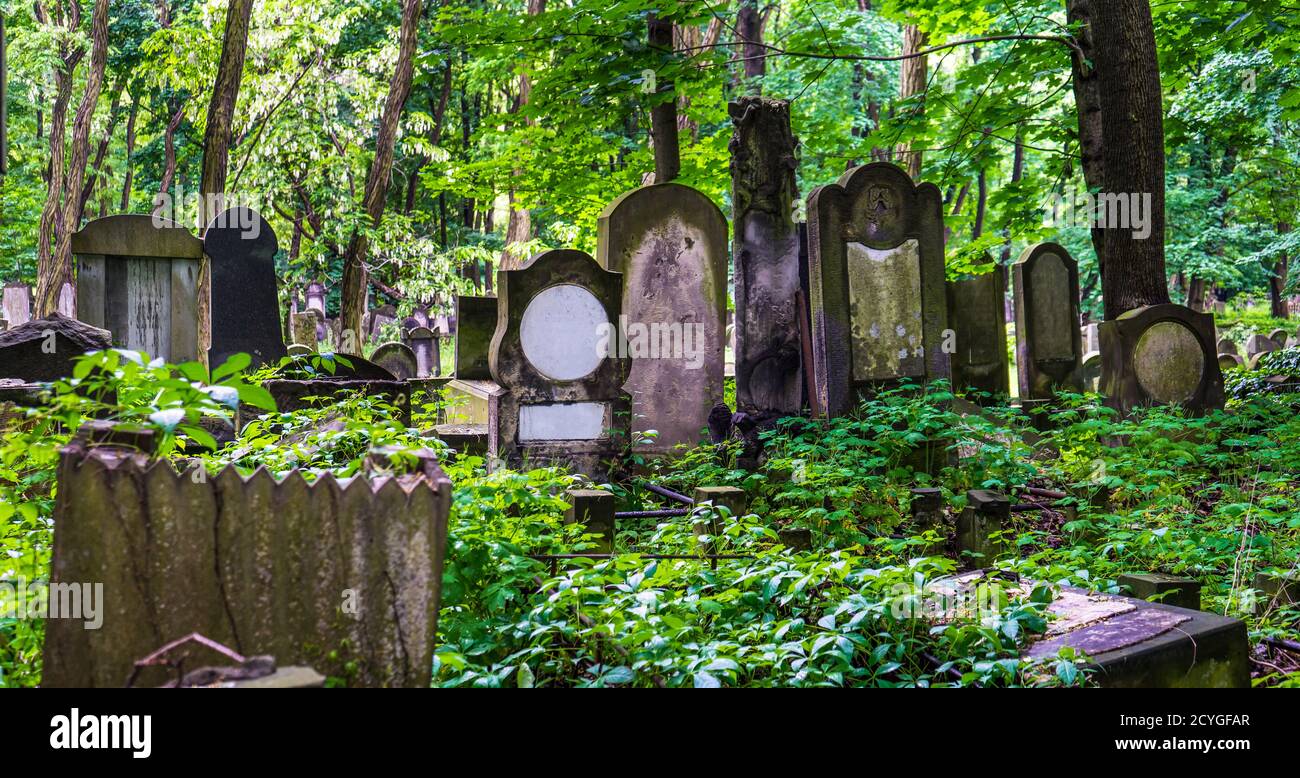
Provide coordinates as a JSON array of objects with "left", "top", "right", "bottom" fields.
[{"left": 488, "top": 249, "right": 630, "bottom": 479}]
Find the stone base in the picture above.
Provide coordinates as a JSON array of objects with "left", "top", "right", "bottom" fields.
[
  {"left": 444, "top": 378, "right": 497, "bottom": 424},
  {"left": 434, "top": 423, "right": 489, "bottom": 457}
]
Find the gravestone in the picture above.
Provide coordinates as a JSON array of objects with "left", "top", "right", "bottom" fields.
[
  {"left": 291, "top": 310, "right": 321, "bottom": 349},
  {"left": 72, "top": 214, "right": 203, "bottom": 363},
  {"left": 205, "top": 207, "right": 287, "bottom": 370},
  {"left": 408, "top": 326, "right": 440, "bottom": 378},
  {"left": 729, "top": 96, "right": 804, "bottom": 415},
  {"left": 946, "top": 266, "right": 1009, "bottom": 401},
  {"left": 1099, "top": 304, "right": 1224, "bottom": 415},
  {"left": 56, "top": 283, "right": 75, "bottom": 317},
  {"left": 0, "top": 314, "right": 111, "bottom": 382},
  {"left": 1246, "top": 332, "right": 1280, "bottom": 358},
  {"left": 1268, "top": 328, "right": 1289, "bottom": 347},
  {"left": 368, "top": 304, "right": 397, "bottom": 343},
  {"left": 1013, "top": 243, "right": 1085, "bottom": 406},
  {"left": 371, "top": 341, "right": 419, "bottom": 381},
  {"left": 1083, "top": 322, "right": 1100, "bottom": 353},
  {"left": 1215, "top": 337, "right": 1237, "bottom": 356},
  {"left": 806, "top": 162, "right": 949, "bottom": 416},
  {"left": 488, "top": 249, "right": 630, "bottom": 478},
  {"left": 597, "top": 183, "right": 728, "bottom": 455},
  {"left": 411, "top": 305, "right": 431, "bottom": 329},
  {"left": 2, "top": 283, "right": 32, "bottom": 328},
  {"left": 1081, "top": 351, "right": 1102, "bottom": 392},
  {"left": 1217, "top": 353, "right": 1242, "bottom": 372},
  {"left": 454, "top": 295, "right": 496, "bottom": 380}
]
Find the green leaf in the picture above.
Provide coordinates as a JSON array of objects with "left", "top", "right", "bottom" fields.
[
  {"left": 213, "top": 353, "right": 252, "bottom": 382},
  {"left": 693, "top": 671, "right": 721, "bottom": 688},
  {"left": 235, "top": 383, "right": 278, "bottom": 412}
]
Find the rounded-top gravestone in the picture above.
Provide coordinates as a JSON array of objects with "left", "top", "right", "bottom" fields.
[
  {"left": 371, "top": 342, "right": 419, "bottom": 381},
  {"left": 205, "top": 207, "right": 288, "bottom": 370}
]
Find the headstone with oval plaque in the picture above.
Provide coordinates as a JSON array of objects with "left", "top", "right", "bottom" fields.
[{"left": 1099, "top": 304, "right": 1224, "bottom": 415}]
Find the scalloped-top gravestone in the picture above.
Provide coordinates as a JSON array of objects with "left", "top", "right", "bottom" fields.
[
  {"left": 597, "top": 183, "right": 728, "bottom": 455},
  {"left": 205, "top": 206, "right": 288, "bottom": 369},
  {"left": 806, "top": 162, "right": 949, "bottom": 416}
]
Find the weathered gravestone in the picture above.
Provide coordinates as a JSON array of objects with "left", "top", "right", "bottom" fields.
[
  {"left": 1099, "top": 304, "right": 1224, "bottom": 414},
  {"left": 72, "top": 215, "right": 203, "bottom": 363},
  {"left": 1012, "top": 243, "right": 1085, "bottom": 407},
  {"left": 1081, "top": 351, "right": 1102, "bottom": 392},
  {"left": 42, "top": 424, "right": 451, "bottom": 688},
  {"left": 2, "top": 283, "right": 32, "bottom": 328},
  {"left": 1217, "top": 353, "right": 1243, "bottom": 372},
  {"left": 371, "top": 341, "right": 419, "bottom": 381},
  {"left": 1268, "top": 328, "right": 1289, "bottom": 348},
  {"left": 56, "top": 283, "right": 75, "bottom": 317},
  {"left": 290, "top": 309, "right": 321, "bottom": 349},
  {"left": 407, "top": 325, "right": 440, "bottom": 378},
  {"left": 367, "top": 304, "right": 398, "bottom": 343},
  {"left": 0, "top": 313, "right": 111, "bottom": 382},
  {"left": 597, "top": 183, "right": 728, "bottom": 454},
  {"left": 488, "top": 249, "right": 631, "bottom": 479},
  {"left": 205, "top": 207, "right": 288, "bottom": 370},
  {"left": 454, "top": 295, "right": 495, "bottom": 380},
  {"left": 946, "top": 265, "right": 1009, "bottom": 401},
  {"left": 1246, "top": 332, "right": 1280, "bottom": 359},
  {"left": 1215, "top": 337, "right": 1237, "bottom": 356},
  {"left": 806, "top": 162, "right": 949, "bottom": 416},
  {"left": 729, "top": 95, "right": 804, "bottom": 415},
  {"left": 1083, "top": 322, "right": 1100, "bottom": 353}
]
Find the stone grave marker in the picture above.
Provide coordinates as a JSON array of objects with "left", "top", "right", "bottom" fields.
[
  {"left": 454, "top": 295, "right": 496, "bottom": 380},
  {"left": 597, "top": 183, "right": 728, "bottom": 455},
  {"left": 371, "top": 341, "right": 419, "bottom": 381},
  {"left": 291, "top": 310, "right": 321, "bottom": 349},
  {"left": 1099, "top": 304, "right": 1224, "bottom": 414},
  {"left": 1081, "top": 351, "right": 1102, "bottom": 392},
  {"left": 72, "top": 214, "right": 203, "bottom": 363},
  {"left": 2, "top": 283, "right": 32, "bottom": 328},
  {"left": 1217, "top": 353, "right": 1243, "bottom": 372},
  {"left": 1246, "top": 332, "right": 1280, "bottom": 358},
  {"left": 1083, "top": 322, "right": 1100, "bottom": 353},
  {"left": 408, "top": 325, "right": 440, "bottom": 378},
  {"left": 806, "top": 161, "right": 949, "bottom": 416},
  {"left": 488, "top": 249, "right": 630, "bottom": 478},
  {"left": 1215, "top": 337, "right": 1237, "bottom": 356},
  {"left": 367, "top": 303, "right": 397, "bottom": 343},
  {"left": 1013, "top": 243, "right": 1085, "bottom": 407},
  {"left": 0, "top": 314, "right": 111, "bottom": 382},
  {"left": 729, "top": 95, "right": 804, "bottom": 415},
  {"left": 205, "top": 206, "right": 288, "bottom": 370},
  {"left": 946, "top": 265, "right": 1009, "bottom": 401},
  {"left": 1268, "top": 328, "right": 1289, "bottom": 347}
]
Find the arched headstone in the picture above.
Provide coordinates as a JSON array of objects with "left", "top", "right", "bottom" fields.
[
  {"left": 1099, "top": 304, "right": 1224, "bottom": 414},
  {"left": 1013, "top": 243, "right": 1085, "bottom": 404},
  {"left": 371, "top": 342, "right": 419, "bottom": 381},
  {"left": 408, "top": 326, "right": 440, "bottom": 378},
  {"left": 806, "top": 162, "right": 949, "bottom": 416},
  {"left": 946, "top": 265, "right": 1009, "bottom": 402},
  {"left": 205, "top": 207, "right": 288, "bottom": 369},
  {"left": 597, "top": 183, "right": 728, "bottom": 454}
]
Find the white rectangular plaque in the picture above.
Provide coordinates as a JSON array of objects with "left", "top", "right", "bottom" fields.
[{"left": 519, "top": 402, "right": 608, "bottom": 442}]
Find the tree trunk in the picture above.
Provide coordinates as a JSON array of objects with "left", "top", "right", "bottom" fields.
[
  {"left": 153, "top": 100, "right": 185, "bottom": 215},
  {"left": 737, "top": 0, "right": 765, "bottom": 82},
  {"left": 1092, "top": 0, "right": 1169, "bottom": 320},
  {"left": 648, "top": 13, "right": 680, "bottom": 183},
  {"left": 1067, "top": 0, "right": 1107, "bottom": 276},
  {"left": 502, "top": 0, "right": 544, "bottom": 270},
  {"left": 1271, "top": 222, "right": 1292, "bottom": 319},
  {"left": 339, "top": 0, "right": 423, "bottom": 343},
  {"left": 199, "top": 0, "right": 254, "bottom": 226},
  {"left": 895, "top": 23, "right": 927, "bottom": 178},
  {"left": 78, "top": 76, "right": 126, "bottom": 223},
  {"left": 45, "top": 0, "right": 109, "bottom": 317},
  {"left": 119, "top": 88, "right": 141, "bottom": 211}
]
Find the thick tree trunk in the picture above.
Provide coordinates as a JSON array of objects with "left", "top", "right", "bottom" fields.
[
  {"left": 895, "top": 24, "right": 927, "bottom": 178},
  {"left": 648, "top": 13, "right": 680, "bottom": 183},
  {"left": 340, "top": 0, "right": 423, "bottom": 342},
  {"left": 1092, "top": 0, "right": 1169, "bottom": 320}
]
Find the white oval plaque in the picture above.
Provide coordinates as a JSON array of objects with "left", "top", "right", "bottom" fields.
[{"left": 520, "top": 284, "right": 608, "bottom": 381}]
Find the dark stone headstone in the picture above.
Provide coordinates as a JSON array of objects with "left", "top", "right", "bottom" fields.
[
  {"left": 454, "top": 295, "right": 496, "bottom": 380},
  {"left": 371, "top": 342, "right": 418, "bottom": 381},
  {"left": 0, "top": 313, "right": 111, "bottom": 382},
  {"left": 1013, "top": 243, "right": 1085, "bottom": 404},
  {"left": 204, "top": 207, "right": 287, "bottom": 370}
]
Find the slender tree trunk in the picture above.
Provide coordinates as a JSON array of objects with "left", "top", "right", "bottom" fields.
[
  {"left": 340, "top": 0, "right": 423, "bottom": 342},
  {"left": 120, "top": 88, "right": 141, "bottom": 211},
  {"left": 502, "top": 0, "right": 544, "bottom": 270},
  {"left": 1000, "top": 133, "right": 1025, "bottom": 262},
  {"left": 1271, "top": 222, "right": 1292, "bottom": 318},
  {"left": 78, "top": 76, "right": 126, "bottom": 222},
  {"left": 737, "top": 0, "right": 765, "bottom": 83},
  {"left": 1091, "top": 0, "right": 1169, "bottom": 319},
  {"left": 648, "top": 13, "right": 680, "bottom": 183},
  {"left": 153, "top": 101, "right": 184, "bottom": 215},
  {"left": 45, "top": 0, "right": 109, "bottom": 317},
  {"left": 895, "top": 23, "right": 927, "bottom": 178},
  {"left": 199, "top": 0, "right": 254, "bottom": 226}
]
